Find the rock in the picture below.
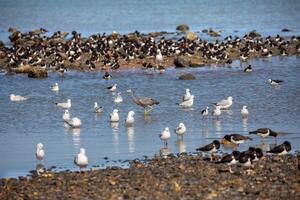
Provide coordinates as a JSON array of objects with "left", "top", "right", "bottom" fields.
[
  {"left": 281, "top": 28, "right": 291, "bottom": 32},
  {"left": 28, "top": 68, "right": 48, "bottom": 78},
  {"left": 189, "top": 56, "right": 205, "bottom": 67},
  {"left": 249, "top": 30, "right": 261, "bottom": 38},
  {"left": 208, "top": 29, "right": 221, "bottom": 37},
  {"left": 179, "top": 73, "right": 196, "bottom": 80},
  {"left": 186, "top": 32, "right": 198, "bottom": 41},
  {"left": 174, "top": 56, "right": 190, "bottom": 68},
  {"left": 202, "top": 29, "right": 208, "bottom": 33},
  {"left": 176, "top": 24, "right": 190, "bottom": 32}
]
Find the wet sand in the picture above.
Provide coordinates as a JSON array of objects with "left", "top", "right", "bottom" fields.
[{"left": 1, "top": 154, "right": 299, "bottom": 199}]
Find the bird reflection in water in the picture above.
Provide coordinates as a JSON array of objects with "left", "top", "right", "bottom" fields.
[
  {"left": 70, "top": 128, "right": 81, "bottom": 147},
  {"left": 126, "top": 126, "right": 135, "bottom": 153},
  {"left": 110, "top": 122, "right": 119, "bottom": 131},
  {"left": 159, "top": 147, "right": 171, "bottom": 158},
  {"left": 176, "top": 139, "right": 186, "bottom": 154},
  {"left": 242, "top": 118, "right": 248, "bottom": 132},
  {"left": 213, "top": 119, "right": 221, "bottom": 133},
  {"left": 201, "top": 126, "right": 209, "bottom": 138},
  {"left": 111, "top": 122, "right": 119, "bottom": 153}
]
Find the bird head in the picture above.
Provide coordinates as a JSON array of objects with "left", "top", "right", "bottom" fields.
[
  {"left": 67, "top": 99, "right": 71, "bottom": 103},
  {"left": 243, "top": 105, "right": 247, "bottom": 109},
  {"left": 228, "top": 96, "right": 233, "bottom": 101},
  {"left": 165, "top": 127, "right": 169, "bottom": 132},
  {"left": 64, "top": 110, "right": 69, "bottom": 114},
  {"left": 232, "top": 151, "right": 240, "bottom": 158},
  {"left": 283, "top": 141, "right": 291, "bottom": 151},
  {"left": 224, "top": 135, "right": 231, "bottom": 141},
  {"left": 113, "top": 109, "right": 119, "bottom": 113},
  {"left": 268, "top": 79, "right": 272, "bottom": 83},
  {"left": 37, "top": 143, "right": 43, "bottom": 149},
  {"left": 179, "top": 123, "right": 185, "bottom": 128},
  {"left": 80, "top": 148, "right": 86, "bottom": 155},
  {"left": 128, "top": 111, "right": 135, "bottom": 116},
  {"left": 213, "top": 140, "right": 220, "bottom": 148}
]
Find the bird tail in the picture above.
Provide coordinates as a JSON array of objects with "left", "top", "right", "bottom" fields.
[
  {"left": 249, "top": 131, "right": 257, "bottom": 135},
  {"left": 196, "top": 147, "right": 204, "bottom": 151},
  {"left": 154, "top": 101, "right": 159, "bottom": 105}
]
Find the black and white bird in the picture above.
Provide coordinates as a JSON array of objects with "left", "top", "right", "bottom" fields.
[
  {"left": 243, "top": 65, "right": 252, "bottom": 72},
  {"left": 249, "top": 128, "right": 278, "bottom": 139},
  {"left": 196, "top": 140, "right": 220, "bottom": 160},
  {"left": 174, "top": 123, "right": 186, "bottom": 139},
  {"left": 240, "top": 106, "right": 249, "bottom": 118},
  {"left": 103, "top": 72, "right": 112, "bottom": 80},
  {"left": 223, "top": 134, "right": 252, "bottom": 146},
  {"left": 238, "top": 152, "right": 255, "bottom": 172},
  {"left": 107, "top": 84, "right": 117, "bottom": 92},
  {"left": 216, "top": 151, "right": 240, "bottom": 173},
  {"left": 267, "top": 141, "right": 291, "bottom": 155},
  {"left": 201, "top": 106, "right": 209, "bottom": 119},
  {"left": 268, "top": 79, "right": 283, "bottom": 85}
]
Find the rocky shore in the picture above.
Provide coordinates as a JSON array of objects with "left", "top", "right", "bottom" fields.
[
  {"left": 1, "top": 154, "right": 299, "bottom": 199},
  {"left": 0, "top": 27, "right": 300, "bottom": 78}
]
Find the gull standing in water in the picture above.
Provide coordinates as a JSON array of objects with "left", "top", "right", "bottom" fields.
[
  {"left": 62, "top": 110, "right": 70, "bottom": 121},
  {"left": 110, "top": 109, "right": 120, "bottom": 122},
  {"left": 127, "top": 89, "right": 159, "bottom": 115},
  {"left": 240, "top": 106, "right": 249, "bottom": 118},
  {"left": 10, "top": 94, "right": 27, "bottom": 101},
  {"left": 212, "top": 106, "right": 221, "bottom": 120},
  {"left": 36, "top": 143, "right": 45, "bottom": 162},
  {"left": 51, "top": 83, "right": 59, "bottom": 92},
  {"left": 66, "top": 117, "right": 82, "bottom": 128},
  {"left": 114, "top": 92, "right": 123, "bottom": 103},
  {"left": 74, "top": 148, "right": 88, "bottom": 170},
  {"left": 213, "top": 96, "right": 233, "bottom": 109},
  {"left": 201, "top": 107, "right": 209, "bottom": 119},
  {"left": 55, "top": 99, "right": 71, "bottom": 109},
  {"left": 175, "top": 123, "right": 186, "bottom": 139},
  {"left": 125, "top": 111, "right": 135, "bottom": 126},
  {"left": 107, "top": 84, "right": 117, "bottom": 92},
  {"left": 183, "top": 88, "right": 192, "bottom": 101},
  {"left": 94, "top": 102, "right": 103, "bottom": 113},
  {"left": 159, "top": 127, "right": 171, "bottom": 148},
  {"left": 178, "top": 95, "right": 194, "bottom": 108}
]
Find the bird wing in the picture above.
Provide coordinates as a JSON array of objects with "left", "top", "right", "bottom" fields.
[
  {"left": 268, "top": 144, "right": 285, "bottom": 153},
  {"left": 231, "top": 134, "right": 251, "bottom": 141},
  {"left": 216, "top": 99, "right": 229, "bottom": 106},
  {"left": 107, "top": 86, "right": 113, "bottom": 89},
  {"left": 274, "top": 80, "right": 283, "bottom": 83},
  {"left": 139, "top": 98, "right": 158, "bottom": 106},
  {"left": 197, "top": 142, "right": 214, "bottom": 152},
  {"left": 216, "top": 154, "right": 233, "bottom": 163}
]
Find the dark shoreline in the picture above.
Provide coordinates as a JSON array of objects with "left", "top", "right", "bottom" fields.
[{"left": 1, "top": 154, "right": 299, "bottom": 199}]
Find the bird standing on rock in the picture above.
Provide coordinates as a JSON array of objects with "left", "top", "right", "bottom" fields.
[
  {"left": 36, "top": 143, "right": 45, "bottom": 162},
  {"left": 216, "top": 151, "right": 240, "bottom": 173},
  {"left": 74, "top": 148, "right": 88, "bottom": 170},
  {"left": 196, "top": 140, "right": 220, "bottom": 161},
  {"left": 267, "top": 141, "right": 291, "bottom": 155}
]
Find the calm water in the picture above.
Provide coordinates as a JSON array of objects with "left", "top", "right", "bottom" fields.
[
  {"left": 0, "top": 56, "right": 300, "bottom": 177},
  {"left": 0, "top": 0, "right": 300, "bottom": 42}
]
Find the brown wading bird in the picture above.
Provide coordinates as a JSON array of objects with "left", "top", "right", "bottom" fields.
[{"left": 127, "top": 89, "right": 159, "bottom": 115}]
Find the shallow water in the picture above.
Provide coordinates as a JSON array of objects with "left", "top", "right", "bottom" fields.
[
  {"left": 0, "top": 56, "right": 300, "bottom": 177},
  {"left": 0, "top": 0, "right": 300, "bottom": 42}
]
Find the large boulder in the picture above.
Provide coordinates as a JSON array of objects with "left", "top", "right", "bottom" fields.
[
  {"left": 249, "top": 30, "right": 261, "bottom": 38},
  {"left": 174, "top": 56, "right": 190, "bottom": 68},
  {"left": 28, "top": 68, "right": 48, "bottom": 78},
  {"left": 176, "top": 24, "right": 190, "bottom": 32},
  {"left": 189, "top": 57, "right": 205, "bottom": 67},
  {"left": 186, "top": 32, "right": 198, "bottom": 41},
  {"left": 179, "top": 73, "right": 196, "bottom": 80}
]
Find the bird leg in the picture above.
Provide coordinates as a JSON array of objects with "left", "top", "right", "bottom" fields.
[
  {"left": 144, "top": 106, "right": 153, "bottom": 115},
  {"left": 229, "top": 165, "right": 234, "bottom": 174}
]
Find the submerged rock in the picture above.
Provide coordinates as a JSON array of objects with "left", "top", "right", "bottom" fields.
[
  {"left": 282, "top": 28, "right": 292, "bottom": 32},
  {"left": 249, "top": 30, "right": 261, "bottom": 38},
  {"left": 28, "top": 68, "right": 48, "bottom": 78},
  {"left": 176, "top": 24, "right": 190, "bottom": 32},
  {"left": 179, "top": 73, "right": 196, "bottom": 80}
]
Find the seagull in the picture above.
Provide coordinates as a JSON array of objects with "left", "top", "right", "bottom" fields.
[
  {"left": 212, "top": 106, "right": 221, "bottom": 120},
  {"left": 175, "top": 123, "right": 186, "bottom": 139},
  {"left": 183, "top": 88, "right": 192, "bottom": 101},
  {"left": 51, "top": 83, "right": 59, "bottom": 92},
  {"left": 110, "top": 109, "right": 119, "bottom": 122},
  {"left": 223, "top": 134, "right": 252, "bottom": 146},
  {"left": 216, "top": 151, "right": 240, "bottom": 173},
  {"left": 267, "top": 141, "right": 291, "bottom": 155},
  {"left": 159, "top": 127, "right": 171, "bottom": 148},
  {"left": 107, "top": 84, "right": 117, "bottom": 92},
  {"left": 201, "top": 107, "right": 209, "bottom": 119},
  {"left": 74, "top": 148, "right": 88, "bottom": 170},
  {"left": 213, "top": 96, "right": 233, "bottom": 109},
  {"left": 196, "top": 140, "right": 220, "bottom": 160},
  {"left": 62, "top": 110, "right": 70, "bottom": 121},
  {"left": 268, "top": 79, "right": 283, "bottom": 85},
  {"left": 103, "top": 72, "right": 112, "bottom": 80},
  {"left": 125, "top": 111, "right": 135, "bottom": 126},
  {"left": 55, "top": 99, "right": 71, "bottom": 109},
  {"left": 156, "top": 49, "right": 163, "bottom": 63},
  {"left": 243, "top": 65, "right": 252, "bottom": 72},
  {"left": 249, "top": 128, "right": 278, "bottom": 139},
  {"left": 114, "top": 92, "right": 123, "bottom": 103},
  {"left": 178, "top": 95, "right": 194, "bottom": 108},
  {"left": 10, "top": 94, "right": 27, "bottom": 101},
  {"left": 94, "top": 102, "right": 103, "bottom": 113},
  {"left": 36, "top": 143, "right": 45, "bottom": 161},
  {"left": 240, "top": 106, "right": 249, "bottom": 118},
  {"left": 66, "top": 117, "right": 82, "bottom": 128}
]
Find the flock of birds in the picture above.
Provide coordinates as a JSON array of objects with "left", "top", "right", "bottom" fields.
[{"left": 8, "top": 66, "right": 291, "bottom": 173}]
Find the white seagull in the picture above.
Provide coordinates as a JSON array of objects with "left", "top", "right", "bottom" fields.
[
  {"left": 212, "top": 106, "right": 221, "bottom": 120},
  {"left": 10, "top": 94, "right": 27, "bottom": 101},
  {"left": 66, "top": 117, "right": 82, "bottom": 128},
  {"left": 62, "top": 110, "right": 70, "bottom": 121},
  {"left": 201, "top": 107, "right": 209, "bottom": 119},
  {"left": 179, "top": 95, "right": 194, "bottom": 108},
  {"left": 241, "top": 106, "right": 249, "bottom": 118},
  {"left": 114, "top": 92, "right": 123, "bottom": 103},
  {"left": 36, "top": 143, "right": 45, "bottom": 161},
  {"left": 125, "top": 111, "right": 135, "bottom": 126},
  {"left": 159, "top": 127, "right": 171, "bottom": 147},
  {"left": 55, "top": 99, "right": 71, "bottom": 109},
  {"left": 107, "top": 84, "right": 117, "bottom": 92},
  {"left": 74, "top": 148, "right": 88, "bottom": 169},
  {"left": 94, "top": 102, "right": 103, "bottom": 113},
  {"left": 156, "top": 49, "right": 163, "bottom": 63},
  {"left": 183, "top": 88, "right": 192, "bottom": 101},
  {"left": 175, "top": 123, "right": 186, "bottom": 139},
  {"left": 213, "top": 96, "right": 233, "bottom": 109},
  {"left": 51, "top": 83, "right": 59, "bottom": 92},
  {"left": 110, "top": 109, "right": 119, "bottom": 122}
]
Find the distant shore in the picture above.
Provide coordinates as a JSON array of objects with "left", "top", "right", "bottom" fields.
[
  {"left": 0, "top": 154, "right": 299, "bottom": 199},
  {"left": 0, "top": 28, "right": 299, "bottom": 78}
]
